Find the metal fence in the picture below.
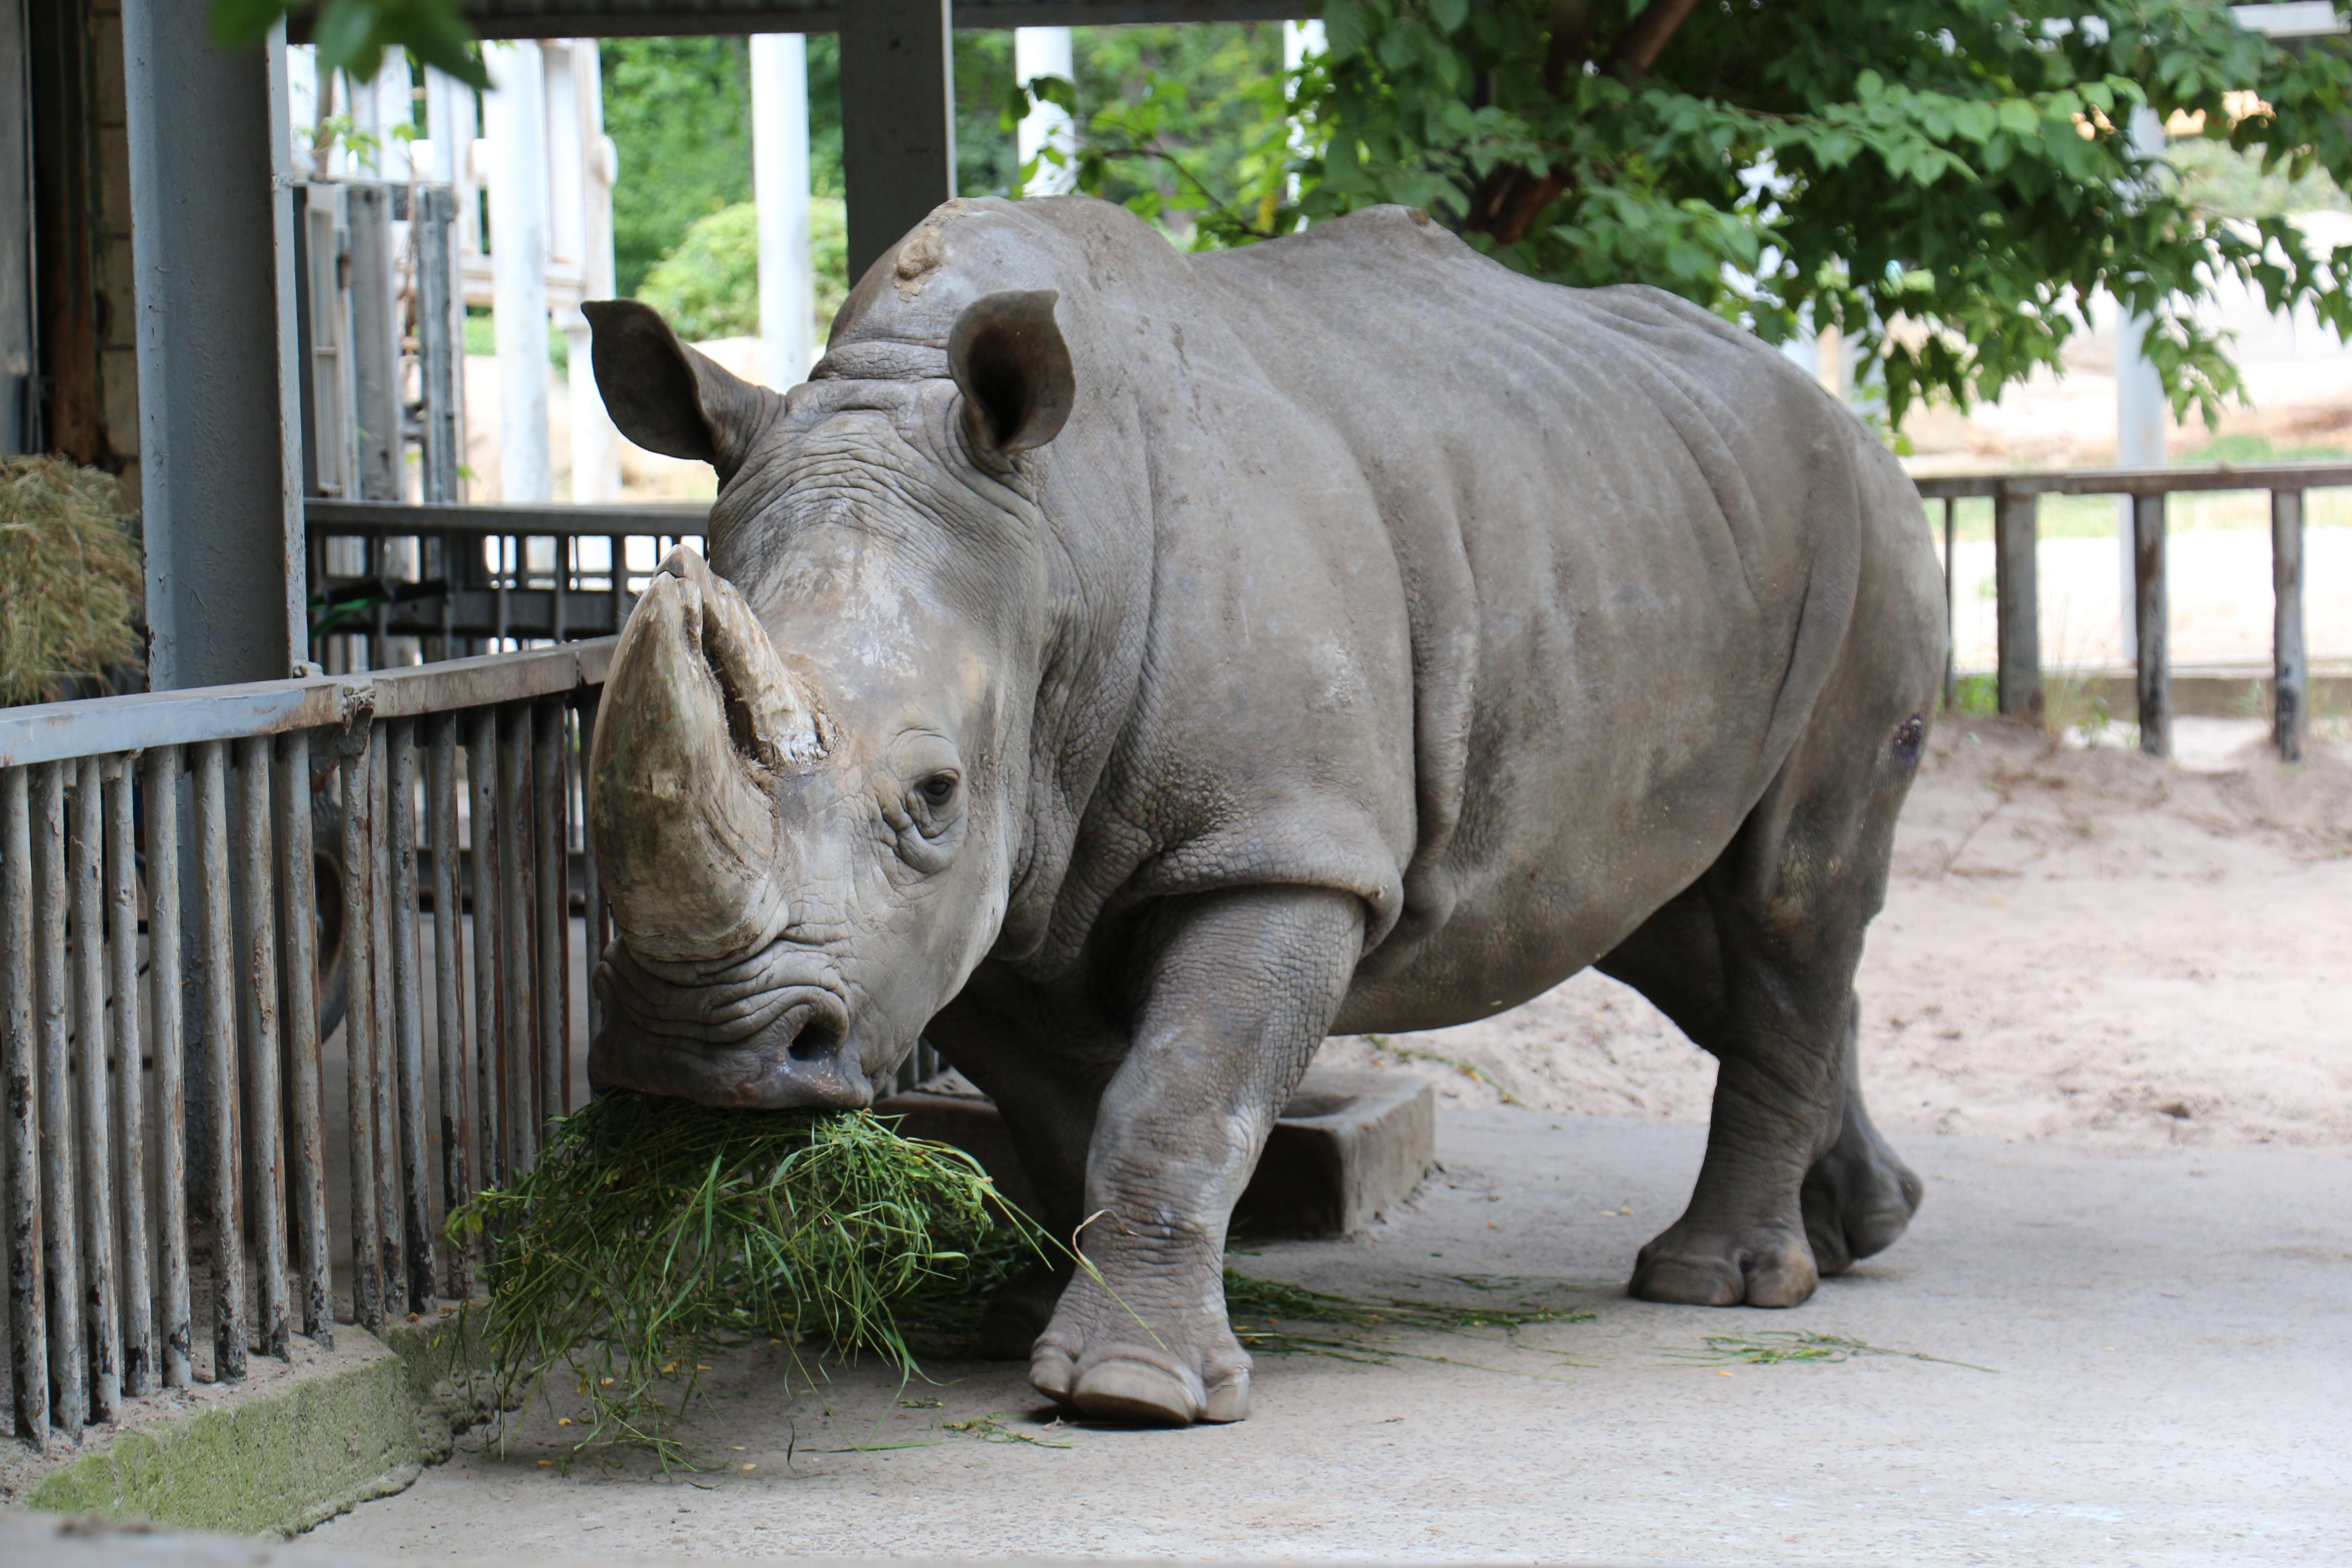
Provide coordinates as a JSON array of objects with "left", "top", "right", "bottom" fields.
[
  {"left": 1915, "top": 459, "right": 2348, "bottom": 763},
  {"left": 305, "top": 500, "right": 706, "bottom": 670},
  {"left": 0, "top": 641, "right": 611, "bottom": 1447}
]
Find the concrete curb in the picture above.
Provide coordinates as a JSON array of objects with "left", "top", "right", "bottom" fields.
[{"left": 6, "top": 1313, "right": 492, "bottom": 1539}]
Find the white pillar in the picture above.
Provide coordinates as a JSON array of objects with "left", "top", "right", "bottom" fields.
[
  {"left": 484, "top": 40, "right": 552, "bottom": 503},
  {"left": 568, "top": 39, "right": 622, "bottom": 500},
  {"left": 751, "top": 33, "right": 815, "bottom": 385},
  {"left": 2115, "top": 104, "right": 2169, "bottom": 661},
  {"left": 1014, "top": 28, "right": 1076, "bottom": 197},
  {"left": 1282, "top": 20, "right": 1326, "bottom": 207}
]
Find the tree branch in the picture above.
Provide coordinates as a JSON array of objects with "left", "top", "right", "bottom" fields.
[{"left": 1602, "top": 0, "right": 1704, "bottom": 79}]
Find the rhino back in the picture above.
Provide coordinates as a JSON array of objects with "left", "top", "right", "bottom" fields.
[{"left": 1185, "top": 207, "right": 1937, "bottom": 1026}]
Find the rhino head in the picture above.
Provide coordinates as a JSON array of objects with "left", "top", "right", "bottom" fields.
[{"left": 578, "top": 289, "right": 1074, "bottom": 1109}]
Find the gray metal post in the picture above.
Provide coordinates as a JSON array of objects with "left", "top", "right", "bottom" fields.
[
  {"left": 1994, "top": 486, "right": 2043, "bottom": 723},
  {"left": 122, "top": 8, "right": 306, "bottom": 687},
  {"left": 839, "top": 0, "right": 956, "bottom": 282},
  {"left": 347, "top": 184, "right": 404, "bottom": 501},
  {"left": 1, "top": 0, "right": 34, "bottom": 455},
  {"left": 413, "top": 186, "right": 464, "bottom": 505}
]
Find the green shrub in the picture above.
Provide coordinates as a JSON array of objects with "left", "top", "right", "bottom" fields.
[{"left": 635, "top": 197, "right": 849, "bottom": 355}]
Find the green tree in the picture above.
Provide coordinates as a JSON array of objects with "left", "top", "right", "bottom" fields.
[
  {"left": 604, "top": 37, "right": 755, "bottom": 297},
  {"left": 1273, "top": 0, "right": 2352, "bottom": 424},
  {"left": 636, "top": 197, "right": 851, "bottom": 345},
  {"left": 1044, "top": 25, "right": 1294, "bottom": 243},
  {"left": 606, "top": 32, "right": 1016, "bottom": 299}
]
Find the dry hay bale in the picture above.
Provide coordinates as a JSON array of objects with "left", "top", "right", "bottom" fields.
[{"left": 0, "top": 456, "right": 142, "bottom": 706}]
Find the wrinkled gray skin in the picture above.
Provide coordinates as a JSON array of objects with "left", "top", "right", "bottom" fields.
[{"left": 582, "top": 196, "right": 1944, "bottom": 1428}]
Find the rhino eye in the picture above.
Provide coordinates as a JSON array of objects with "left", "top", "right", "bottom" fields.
[{"left": 916, "top": 772, "right": 960, "bottom": 809}]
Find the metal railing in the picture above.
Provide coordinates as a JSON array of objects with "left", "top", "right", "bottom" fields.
[
  {"left": 0, "top": 641, "right": 612, "bottom": 1446},
  {"left": 1916, "top": 460, "right": 2346, "bottom": 762},
  {"left": 305, "top": 500, "right": 707, "bottom": 670}
]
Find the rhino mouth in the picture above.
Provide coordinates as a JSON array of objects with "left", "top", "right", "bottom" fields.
[{"left": 588, "top": 941, "right": 873, "bottom": 1109}]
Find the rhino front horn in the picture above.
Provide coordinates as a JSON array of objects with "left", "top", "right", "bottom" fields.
[{"left": 588, "top": 548, "right": 825, "bottom": 964}]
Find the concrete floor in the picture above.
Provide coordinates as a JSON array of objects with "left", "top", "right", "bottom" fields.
[{"left": 305, "top": 1106, "right": 2352, "bottom": 1566}]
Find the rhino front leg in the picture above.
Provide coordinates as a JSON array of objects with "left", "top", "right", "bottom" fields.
[{"left": 1029, "top": 887, "right": 1363, "bottom": 1426}]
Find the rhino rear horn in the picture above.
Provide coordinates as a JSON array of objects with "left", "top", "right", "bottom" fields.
[
  {"left": 949, "top": 289, "right": 1075, "bottom": 463},
  {"left": 583, "top": 299, "right": 784, "bottom": 483}
]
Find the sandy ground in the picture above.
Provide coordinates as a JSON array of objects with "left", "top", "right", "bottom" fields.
[{"left": 1322, "top": 715, "right": 2352, "bottom": 1155}]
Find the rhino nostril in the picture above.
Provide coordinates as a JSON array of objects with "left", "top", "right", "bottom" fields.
[{"left": 788, "top": 1017, "right": 843, "bottom": 1063}]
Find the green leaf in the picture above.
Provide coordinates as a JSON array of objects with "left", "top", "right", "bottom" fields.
[{"left": 208, "top": 0, "right": 284, "bottom": 49}]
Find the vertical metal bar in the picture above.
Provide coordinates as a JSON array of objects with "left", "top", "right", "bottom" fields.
[
  {"left": 2273, "top": 488, "right": 2307, "bottom": 763},
  {"left": 3, "top": 767, "right": 49, "bottom": 1440},
  {"left": 427, "top": 715, "right": 470, "bottom": 1298},
  {"left": 72, "top": 758, "right": 121, "bottom": 1420},
  {"left": 142, "top": 748, "right": 190, "bottom": 1389},
  {"left": 495, "top": 535, "right": 511, "bottom": 649},
  {"left": 2132, "top": 491, "right": 2170, "bottom": 761},
  {"left": 576, "top": 689, "right": 604, "bottom": 1050},
  {"left": 1941, "top": 496, "right": 1958, "bottom": 713},
  {"left": 464, "top": 710, "right": 503, "bottom": 1194},
  {"left": 107, "top": 760, "right": 153, "bottom": 1397},
  {"left": 34, "top": 764, "right": 80, "bottom": 1428},
  {"left": 1994, "top": 485, "right": 2043, "bottom": 724},
  {"left": 498, "top": 703, "right": 536, "bottom": 1168},
  {"left": 607, "top": 535, "right": 627, "bottom": 630},
  {"left": 368, "top": 534, "right": 388, "bottom": 667},
  {"left": 233, "top": 739, "right": 289, "bottom": 1362},
  {"left": 532, "top": 698, "right": 565, "bottom": 1124},
  {"left": 276, "top": 731, "right": 330, "bottom": 1348},
  {"left": 338, "top": 721, "right": 382, "bottom": 1332},
  {"left": 388, "top": 721, "right": 436, "bottom": 1311},
  {"left": 367, "top": 725, "right": 402, "bottom": 1301},
  {"left": 193, "top": 742, "right": 244, "bottom": 1382},
  {"left": 552, "top": 536, "right": 569, "bottom": 641}
]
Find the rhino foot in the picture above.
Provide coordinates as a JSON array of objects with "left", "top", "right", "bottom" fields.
[
  {"left": 1801, "top": 1101, "right": 1924, "bottom": 1276},
  {"left": 1028, "top": 1269, "right": 1251, "bottom": 1426},
  {"left": 1629, "top": 1218, "right": 1818, "bottom": 1308}
]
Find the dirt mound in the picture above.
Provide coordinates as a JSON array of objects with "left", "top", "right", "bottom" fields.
[{"left": 1319, "top": 717, "right": 2352, "bottom": 1151}]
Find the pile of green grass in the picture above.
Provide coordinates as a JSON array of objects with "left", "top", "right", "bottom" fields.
[
  {"left": 448, "top": 1091, "right": 1045, "bottom": 1455},
  {"left": 0, "top": 456, "right": 142, "bottom": 706}
]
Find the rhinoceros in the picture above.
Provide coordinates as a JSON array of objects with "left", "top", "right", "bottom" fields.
[{"left": 578, "top": 196, "right": 1944, "bottom": 1428}]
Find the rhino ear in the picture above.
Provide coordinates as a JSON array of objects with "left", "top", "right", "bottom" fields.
[
  {"left": 583, "top": 299, "right": 783, "bottom": 482},
  {"left": 948, "top": 289, "right": 1075, "bottom": 463}
]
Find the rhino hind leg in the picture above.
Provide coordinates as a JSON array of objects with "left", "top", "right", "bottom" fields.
[
  {"left": 1597, "top": 723, "right": 1926, "bottom": 1307},
  {"left": 1800, "top": 1001, "right": 1923, "bottom": 1276}
]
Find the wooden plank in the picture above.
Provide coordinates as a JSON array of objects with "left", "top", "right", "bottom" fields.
[
  {"left": 0, "top": 640, "right": 616, "bottom": 767},
  {"left": 1994, "top": 488, "right": 2043, "bottom": 722},
  {"left": 431, "top": 0, "right": 1314, "bottom": 41},
  {"left": 2273, "top": 490, "right": 2307, "bottom": 762},
  {"left": 2133, "top": 493, "right": 2169, "bottom": 759},
  {"left": 1915, "top": 459, "right": 2352, "bottom": 500}
]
